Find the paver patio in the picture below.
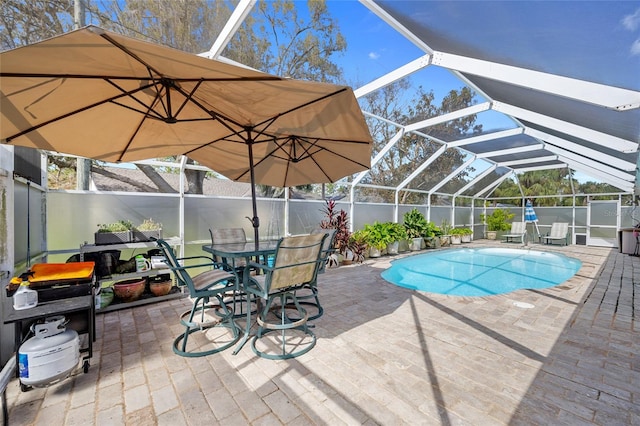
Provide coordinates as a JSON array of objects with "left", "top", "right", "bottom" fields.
[{"left": 4, "top": 241, "right": 638, "bottom": 425}]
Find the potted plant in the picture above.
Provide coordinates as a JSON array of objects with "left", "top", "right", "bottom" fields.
[
  {"left": 439, "top": 219, "right": 452, "bottom": 247},
  {"left": 386, "top": 222, "right": 408, "bottom": 255},
  {"left": 132, "top": 218, "right": 163, "bottom": 242},
  {"left": 403, "top": 208, "right": 428, "bottom": 251},
  {"left": 363, "top": 221, "right": 392, "bottom": 258},
  {"left": 423, "top": 221, "right": 441, "bottom": 249},
  {"left": 319, "top": 200, "right": 351, "bottom": 263},
  {"left": 480, "top": 208, "right": 514, "bottom": 239},
  {"left": 348, "top": 230, "right": 369, "bottom": 263},
  {"left": 449, "top": 227, "right": 464, "bottom": 245},
  {"left": 95, "top": 220, "right": 133, "bottom": 245},
  {"left": 458, "top": 227, "right": 473, "bottom": 243}
]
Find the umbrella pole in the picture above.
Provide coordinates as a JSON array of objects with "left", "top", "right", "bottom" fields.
[{"left": 247, "top": 134, "right": 260, "bottom": 250}]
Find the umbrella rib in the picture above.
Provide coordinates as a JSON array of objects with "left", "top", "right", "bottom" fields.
[
  {"left": 252, "top": 87, "right": 349, "bottom": 131},
  {"left": 0, "top": 72, "right": 283, "bottom": 84},
  {"left": 3, "top": 80, "right": 167, "bottom": 142},
  {"left": 171, "top": 80, "right": 204, "bottom": 120},
  {"left": 117, "top": 110, "right": 149, "bottom": 163},
  {"left": 234, "top": 136, "right": 370, "bottom": 185},
  {"left": 107, "top": 79, "right": 169, "bottom": 121}
]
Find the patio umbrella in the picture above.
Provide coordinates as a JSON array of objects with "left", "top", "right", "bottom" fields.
[
  {"left": 0, "top": 26, "right": 373, "bottom": 244},
  {"left": 524, "top": 199, "right": 541, "bottom": 240}
]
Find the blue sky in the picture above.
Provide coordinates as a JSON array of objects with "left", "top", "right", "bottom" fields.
[
  {"left": 320, "top": 1, "right": 640, "bottom": 184},
  {"left": 326, "top": 1, "right": 640, "bottom": 90}
]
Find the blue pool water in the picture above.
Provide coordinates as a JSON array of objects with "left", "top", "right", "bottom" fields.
[{"left": 381, "top": 248, "right": 582, "bottom": 296}]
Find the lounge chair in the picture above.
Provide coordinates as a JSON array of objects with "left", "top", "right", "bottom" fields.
[
  {"left": 542, "top": 222, "right": 569, "bottom": 246},
  {"left": 502, "top": 222, "right": 526, "bottom": 243}
]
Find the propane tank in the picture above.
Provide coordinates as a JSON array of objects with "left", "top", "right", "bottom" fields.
[
  {"left": 13, "top": 271, "right": 38, "bottom": 310},
  {"left": 18, "top": 316, "right": 79, "bottom": 387}
]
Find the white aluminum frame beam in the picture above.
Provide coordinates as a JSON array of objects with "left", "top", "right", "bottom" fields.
[
  {"left": 454, "top": 164, "right": 497, "bottom": 196},
  {"left": 396, "top": 144, "right": 447, "bottom": 191},
  {"left": 514, "top": 164, "right": 568, "bottom": 173},
  {"left": 475, "top": 144, "right": 544, "bottom": 159},
  {"left": 447, "top": 128, "right": 523, "bottom": 148},
  {"left": 550, "top": 146, "right": 635, "bottom": 182},
  {"left": 354, "top": 54, "right": 431, "bottom": 98},
  {"left": 199, "top": 0, "right": 256, "bottom": 59},
  {"left": 429, "top": 156, "right": 477, "bottom": 195},
  {"left": 360, "top": 0, "right": 434, "bottom": 54},
  {"left": 500, "top": 155, "right": 558, "bottom": 167},
  {"left": 493, "top": 102, "right": 637, "bottom": 153},
  {"left": 474, "top": 170, "right": 513, "bottom": 198},
  {"left": 404, "top": 102, "right": 491, "bottom": 132},
  {"left": 524, "top": 127, "right": 635, "bottom": 172},
  {"left": 562, "top": 159, "right": 634, "bottom": 192},
  {"left": 432, "top": 51, "right": 640, "bottom": 111},
  {"left": 352, "top": 129, "right": 404, "bottom": 186}
]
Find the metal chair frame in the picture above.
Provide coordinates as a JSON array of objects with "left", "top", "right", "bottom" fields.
[
  {"left": 209, "top": 228, "right": 258, "bottom": 318},
  {"left": 244, "top": 233, "right": 327, "bottom": 360},
  {"left": 288, "top": 228, "right": 337, "bottom": 321},
  {"left": 156, "top": 239, "right": 240, "bottom": 357}
]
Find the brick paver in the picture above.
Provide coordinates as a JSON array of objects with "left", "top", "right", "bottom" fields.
[{"left": 4, "top": 241, "right": 637, "bottom": 425}]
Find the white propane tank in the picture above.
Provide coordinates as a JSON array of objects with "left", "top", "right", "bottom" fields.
[{"left": 18, "top": 316, "right": 80, "bottom": 387}]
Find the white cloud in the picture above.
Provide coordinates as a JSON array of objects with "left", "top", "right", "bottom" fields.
[
  {"left": 622, "top": 8, "right": 640, "bottom": 31},
  {"left": 631, "top": 38, "right": 640, "bottom": 56},
  {"left": 368, "top": 52, "right": 380, "bottom": 60}
]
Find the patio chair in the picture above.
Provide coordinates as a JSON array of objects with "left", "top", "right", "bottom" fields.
[
  {"left": 209, "top": 228, "right": 248, "bottom": 267},
  {"left": 311, "top": 228, "right": 338, "bottom": 273},
  {"left": 156, "top": 239, "right": 240, "bottom": 357},
  {"left": 244, "top": 233, "right": 327, "bottom": 360},
  {"left": 209, "top": 227, "right": 257, "bottom": 318},
  {"left": 542, "top": 222, "right": 569, "bottom": 246},
  {"left": 502, "top": 222, "right": 526, "bottom": 243},
  {"left": 286, "top": 228, "right": 337, "bottom": 321}
]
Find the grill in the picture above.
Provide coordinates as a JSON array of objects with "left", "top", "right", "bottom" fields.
[{"left": 6, "top": 262, "right": 95, "bottom": 303}]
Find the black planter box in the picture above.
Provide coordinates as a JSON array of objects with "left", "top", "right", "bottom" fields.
[
  {"left": 132, "top": 229, "right": 162, "bottom": 242},
  {"left": 94, "top": 231, "right": 132, "bottom": 245}
]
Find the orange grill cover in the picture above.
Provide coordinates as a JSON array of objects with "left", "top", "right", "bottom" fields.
[{"left": 9, "top": 262, "right": 95, "bottom": 288}]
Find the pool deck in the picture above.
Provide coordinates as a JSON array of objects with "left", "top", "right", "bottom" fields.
[{"left": 5, "top": 240, "right": 638, "bottom": 425}]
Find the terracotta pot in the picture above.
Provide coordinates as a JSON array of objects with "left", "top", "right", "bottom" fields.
[
  {"left": 113, "top": 278, "right": 145, "bottom": 302},
  {"left": 150, "top": 280, "right": 172, "bottom": 297}
]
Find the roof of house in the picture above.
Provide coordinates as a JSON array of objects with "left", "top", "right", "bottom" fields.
[{"left": 91, "top": 166, "right": 252, "bottom": 197}]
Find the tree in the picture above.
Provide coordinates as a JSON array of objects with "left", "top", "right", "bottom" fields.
[
  {"left": 3, "top": 0, "right": 346, "bottom": 195},
  {"left": 360, "top": 84, "right": 482, "bottom": 204},
  {"left": 0, "top": 0, "right": 74, "bottom": 50}
]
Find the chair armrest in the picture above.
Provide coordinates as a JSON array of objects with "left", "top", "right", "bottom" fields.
[
  {"left": 172, "top": 259, "right": 236, "bottom": 275},
  {"left": 175, "top": 255, "right": 216, "bottom": 263},
  {"left": 246, "top": 260, "right": 273, "bottom": 274}
]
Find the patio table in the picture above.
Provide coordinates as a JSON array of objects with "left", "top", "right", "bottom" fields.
[{"left": 202, "top": 240, "right": 279, "bottom": 354}]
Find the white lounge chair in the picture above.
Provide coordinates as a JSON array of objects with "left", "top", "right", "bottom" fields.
[
  {"left": 502, "top": 222, "right": 526, "bottom": 243},
  {"left": 542, "top": 222, "right": 569, "bottom": 246}
]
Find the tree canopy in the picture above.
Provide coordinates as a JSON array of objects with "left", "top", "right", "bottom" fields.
[{"left": 2, "top": 0, "right": 346, "bottom": 195}]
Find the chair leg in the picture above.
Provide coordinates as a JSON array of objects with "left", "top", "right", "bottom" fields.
[
  {"left": 251, "top": 291, "right": 316, "bottom": 360},
  {"left": 287, "top": 284, "right": 323, "bottom": 322},
  {"left": 224, "top": 289, "right": 258, "bottom": 318},
  {"left": 173, "top": 295, "right": 240, "bottom": 357}
]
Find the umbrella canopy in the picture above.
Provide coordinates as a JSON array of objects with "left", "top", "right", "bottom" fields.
[
  {"left": 1, "top": 26, "right": 373, "bottom": 242},
  {"left": 524, "top": 199, "right": 538, "bottom": 222}
]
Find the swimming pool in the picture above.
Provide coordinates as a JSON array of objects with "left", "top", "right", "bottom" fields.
[{"left": 381, "top": 247, "right": 582, "bottom": 296}]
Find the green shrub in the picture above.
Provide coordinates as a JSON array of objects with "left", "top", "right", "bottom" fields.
[{"left": 480, "top": 208, "right": 514, "bottom": 231}]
